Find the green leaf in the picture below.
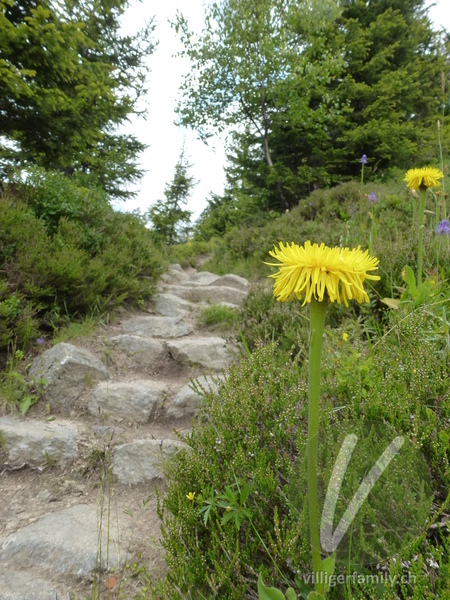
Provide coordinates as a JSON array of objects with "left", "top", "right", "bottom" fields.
[
  {"left": 320, "top": 555, "right": 336, "bottom": 593},
  {"left": 307, "top": 593, "right": 325, "bottom": 600},
  {"left": 285, "top": 589, "right": 298, "bottom": 600},
  {"left": 403, "top": 265, "right": 418, "bottom": 297},
  {"left": 425, "top": 407, "right": 436, "bottom": 423},
  {"left": 20, "top": 395, "right": 35, "bottom": 415},
  {"left": 381, "top": 297, "right": 401, "bottom": 310},
  {"left": 257, "top": 574, "right": 286, "bottom": 600}
]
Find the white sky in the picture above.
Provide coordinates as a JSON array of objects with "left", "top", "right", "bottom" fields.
[{"left": 116, "top": 0, "right": 450, "bottom": 219}]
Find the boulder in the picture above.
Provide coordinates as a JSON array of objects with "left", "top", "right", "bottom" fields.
[
  {"left": 88, "top": 380, "right": 165, "bottom": 422},
  {"left": 28, "top": 343, "right": 109, "bottom": 412},
  {"left": 0, "top": 417, "right": 78, "bottom": 467},
  {"left": 112, "top": 438, "right": 189, "bottom": 484}
]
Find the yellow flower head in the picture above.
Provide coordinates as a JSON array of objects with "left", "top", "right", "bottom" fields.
[
  {"left": 342, "top": 332, "right": 348, "bottom": 342},
  {"left": 266, "top": 241, "right": 380, "bottom": 306},
  {"left": 403, "top": 167, "right": 444, "bottom": 190},
  {"left": 186, "top": 492, "right": 196, "bottom": 501}
]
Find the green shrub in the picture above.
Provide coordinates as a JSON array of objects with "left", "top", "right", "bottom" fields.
[
  {"left": 197, "top": 304, "right": 237, "bottom": 331},
  {"left": 153, "top": 300, "right": 449, "bottom": 599},
  {"left": 0, "top": 174, "right": 165, "bottom": 365},
  {"left": 156, "top": 344, "right": 310, "bottom": 599}
]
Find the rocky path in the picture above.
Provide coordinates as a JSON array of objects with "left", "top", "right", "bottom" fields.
[{"left": 0, "top": 265, "right": 249, "bottom": 599}]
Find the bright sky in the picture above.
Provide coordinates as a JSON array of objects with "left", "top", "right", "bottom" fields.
[{"left": 116, "top": 0, "right": 450, "bottom": 219}]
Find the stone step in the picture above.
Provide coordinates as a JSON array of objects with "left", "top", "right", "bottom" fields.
[
  {"left": 168, "top": 284, "right": 247, "bottom": 306},
  {"left": 167, "top": 374, "right": 225, "bottom": 420},
  {"left": 168, "top": 336, "right": 238, "bottom": 371},
  {"left": 88, "top": 379, "right": 166, "bottom": 423},
  {"left": 107, "top": 334, "right": 165, "bottom": 367},
  {"left": 120, "top": 315, "right": 193, "bottom": 338},
  {"left": 0, "top": 565, "right": 63, "bottom": 600},
  {"left": 28, "top": 342, "right": 109, "bottom": 413},
  {"left": 0, "top": 417, "right": 79, "bottom": 468},
  {"left": 112, "top": 438, "right": 189, "bottom": 485},
  {"left": 149, "top": 292, "right": 191, "bottom": 317},
  {"left": 0, "top": 504, "right": 121, "bottom": 578}
]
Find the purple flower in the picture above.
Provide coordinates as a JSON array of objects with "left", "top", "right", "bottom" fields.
[
  {"left": 368, "top": 192, "right": 377, "bottom": 203},
  {"left": 359, "top": 154, "right": 368, "bottom": 165},
  {"left": 36, "top": 337, "right": 45, "bottom": 345},
  {"left": 436, "top": 219, "right": 450, "bottom": 235}
]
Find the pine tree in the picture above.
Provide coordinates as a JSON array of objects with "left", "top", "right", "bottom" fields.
[
  {"left": 148, "top": 149, "right": 196, "bottom": 245},
  {"left": 0, "top": 0, "right": 155, "bottom": 197}
]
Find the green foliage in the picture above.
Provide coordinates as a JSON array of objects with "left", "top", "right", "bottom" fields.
[
  {"left": 0, "top": 0, "right": 155, "bottom": 197},
  {"left": 147, "top": 148, "right": 195, "bottom": 245},
  {"left": 150, "top": 296, "right": 449, "bottom": 598},
  {"left": 168, "top": 238, "right": 217, "bottom": 268},
  {"left": 180, "top": 0, "right": 447, "bottom": 218},
  {"left": 174, "top": 0, "right": 344, "bottom": 211},
  {"left": 0, "top": 348, "right": 47, "bottom": 413},
  {"left": 156, "top": 345, "right": 310, "bottom": 599},
  {"left": 197, "top": 304, "right": 237, "bottom": 331},
  {"left": 0, "top": 172, "right": 165, "bottom": 365}
]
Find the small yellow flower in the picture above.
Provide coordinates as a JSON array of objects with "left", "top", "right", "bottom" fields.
[
  {"left": 186, "top": 492, "right": 195, "bottom": 501},
  {"left": 403, "top": 167, "right": 444, "bottom": 190},
  {"left": 266, "top": 241, "right": 380, "bottom": 306},
  {"left": 342, "top": 333, "right": 348, "bottom": 342}
]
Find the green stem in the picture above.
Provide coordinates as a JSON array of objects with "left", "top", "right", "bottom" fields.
[
  {"left": 308, "top": 297, "right": 329, "bottom": 592},
  {"left": 417, "top": 187, "right": 426, "bottom": 289},
  {"left": 359, "top": 165, "right": 364, "bottom": 240}
]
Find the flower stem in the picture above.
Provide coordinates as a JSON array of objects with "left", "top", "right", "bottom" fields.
[
  {"left": 417, "top": 187, "right": 426, "bottom": 288},
  {"left": 308, "top": 297, "right": 328, "bottom": 590},
  {"left": 359, "top": 165, "right": 364, "bottom": 240}
]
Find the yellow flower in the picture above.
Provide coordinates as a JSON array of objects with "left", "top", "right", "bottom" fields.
[
  {"left": 266, "top": 241, "right": 380, "bottom": 306},
  {"left": 403, "top": 167, "right": 444, "bottom": 190},
  {"left": 342, "top": 333, "right": 348, "bottom": 342},
  {"left": 186, "top": 492, "right": 195, "bottom": 501}
]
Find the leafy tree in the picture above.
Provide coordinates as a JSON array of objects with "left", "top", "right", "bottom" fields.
[
  {"left": 173, "top": 0, "right": 343, "bottom": 210},
  {"left": 148, "top": 148, "right": 196, "bottom": 245},
  {"left": 0, "top": 0, "right": 155, "bottom": 197},
  {"left": 177, "top": 0, "right": 447, "bottom": 226}
]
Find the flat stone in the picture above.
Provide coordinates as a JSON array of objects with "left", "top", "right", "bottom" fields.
[
  {"left": 0, "top": 566, "right": 63, "bottom": 600},
  {"left": 112, "top": 438, "right": 189, "bottom": 484},
  {"left": 169, "top": 285, "right": 247, "bottom": 306},
  {"left": 28, "top": 343, "right": 109, "bottom": 412},
  {"left": 211, "top": 274, "right": 249, "bottom": 293},
  {"left": 150, "top": 293, "right": 191, "bottom": 318},
  {"left": 88, "top": 380, "right": 165, "bottom": 422},
  {"left": 168, "top": 337, "right": 237, "bottom": 371},
  {"left": 167, "top": 374, "right": 224, "bottom": 419},
  {"left": 189, "top": 271, "right": 220, "bottom": 286},
  {"left": 0, "top": 504, "right": 121, "bottom": 577},
  {"left": 108, "top": 335, "right": 164, "bottom": 366},
  {"left": 121, "top": 316, "right": 192, "bottom": 338},
  {"left": 0, "top": 417, "right": 78, "bottom": 467}
]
